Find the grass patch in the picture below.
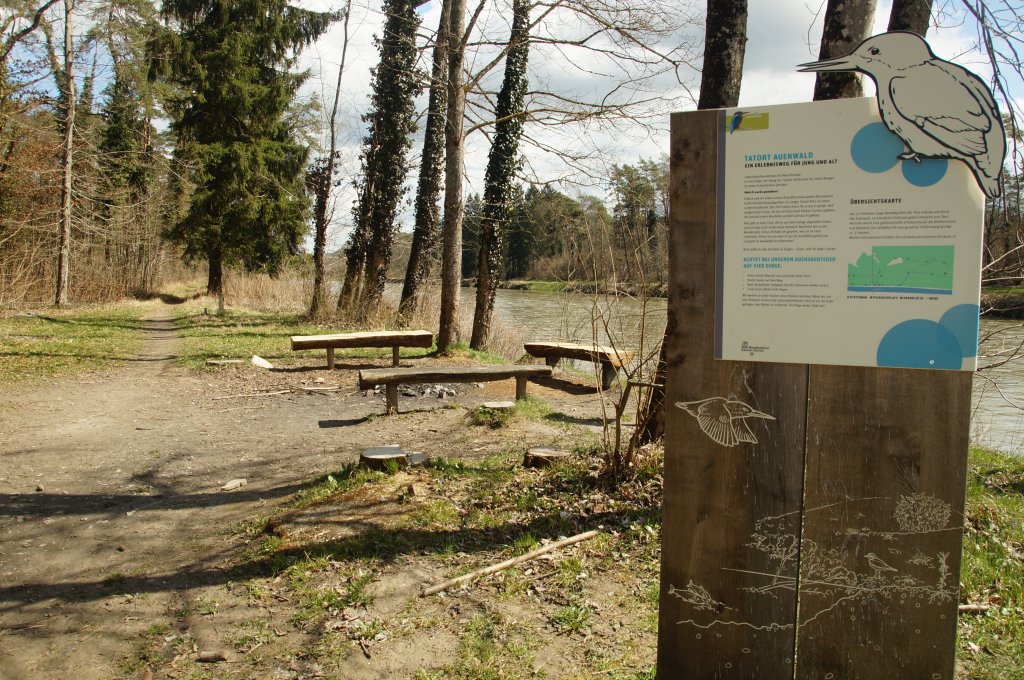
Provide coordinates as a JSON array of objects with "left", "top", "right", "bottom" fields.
[
  {"left": 171, "top": 301, "right": 319, "bottom": 368},
  {"left": 0, "top": 302, "right": 150, "bottom": 383},
  {"left": 442, "top": 341, "right": 510, "bottom": 365},
  {"left": 550, "top": 603, "right": 592, "bottom": 634},
  {"left": 170, "top": 298, "right": 435, "bottom": 368},
  {"left": 470, "top": 397, "right": 551, "bottom": 428},
  {"left": 958, "top": 446, "right": 1024, "bottom": 678}
]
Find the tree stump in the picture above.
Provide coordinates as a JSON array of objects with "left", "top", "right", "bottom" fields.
[
  {"left": 360, "top": 445, "right": 406, "bottom": 470},
  {"left": 406, "top": 452, "right": 429, "bottom": 466},
  {"left": 523, "top": 446, "right": 570, "bottom": 468},
  {"left": 481, "top": 401, "right": 515, "bottom": 410}
]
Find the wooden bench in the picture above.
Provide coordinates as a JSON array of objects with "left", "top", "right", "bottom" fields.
[
  {"left": 523, "top": 341, "right": 634, "bottom": 389},
  {"left": 290, "top": 330, "right": 433, "bottom": 369},
  {"left": 358, "top": 364, "right": 552, "bottom": 414}
]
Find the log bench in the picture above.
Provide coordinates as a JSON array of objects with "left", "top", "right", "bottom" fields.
[
  {"left": 290, "top": 330, "right": 433, "bottom": 369},
  {"left": 358, "top": 364, "right": 553, "bottom": 414},
  {"left": 523, "top": 341, "right": 634, "bottom": 389}
]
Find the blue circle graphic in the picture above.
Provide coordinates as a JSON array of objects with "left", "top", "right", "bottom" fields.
[
  {"left": 877, "top": 319, "right": 963, "bottom": 369},
  {"left": 939, "top": 303, "right": 980, "bottom": 358},
  {"left": 851, "top": 123, "right": 905, "bottom": 173},
  {"left": 902, "top": 157, "right": 948, "bottom": 187}
]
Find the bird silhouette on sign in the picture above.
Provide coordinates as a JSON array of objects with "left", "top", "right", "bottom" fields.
[
  {"left": 675, "top": 397, "right": 775, "bottom": 447},
  {"left": 865, "top": 552, "right": 899, "bottom": 578},
  {"left": 799, "top": 31, "right": 1006, "bottom": 198}
]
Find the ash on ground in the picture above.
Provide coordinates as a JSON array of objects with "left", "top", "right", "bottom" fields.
[{"left": 366, "top": 383, "right": 477, "bottom": 399}]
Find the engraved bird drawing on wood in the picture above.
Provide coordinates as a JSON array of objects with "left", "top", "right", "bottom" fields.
[
  {"left": 675, "top": 397, "right": 775, "bottom": 447},
  {"left": 865, "top": 552, "right": 899, "bottom": 578},
  {"left": 799, "top": 31, "right": 1006, "bottom": 198}
]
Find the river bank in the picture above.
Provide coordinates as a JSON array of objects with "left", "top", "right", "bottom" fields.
[
  {"left": 488, "top": 281, "right": 1024, "bottom": 312},
  {"left": 981, "top": 288, "right": 1024, "bottom": 318},
  {"left": 472, "top": 279, "right": 669, "bottom": 299}
]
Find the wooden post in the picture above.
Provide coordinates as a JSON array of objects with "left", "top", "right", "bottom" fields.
[
  {"left": 795, "top": 365, "right": 970, "bottom": 678},
  {"left": 600, "top": 362, "right": 616, "bottom": 390},
  {"left": 515, "top": 376, "right": 527, "bottom": 400},
  {"left": 327, "top": 347, "right": 335, "bottom": 370},
  {"left": 659, "top": 110, "right": 807, "bottom": 678},
  {"left": 385, "top": 384, "right": 398, "bottom": 414},
  {"left": 659, "top": 109, "right": 972, "bottom": 679},
  {"left": 392, "top": 345, "right": 401, "bottom": 366}
]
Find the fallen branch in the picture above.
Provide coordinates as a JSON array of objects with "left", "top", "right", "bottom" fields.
[
  {"left": 299, "top": 386, "right": 341, "bottom": 392},
  {"left": 420, "top": 529, "right": 600, "bottom": 596},
  {"left": 958, "top": 604, "right": 991, "bottom": 614},
  {"left": 213, "top": 390, "right": 292, "bottom": 400}
]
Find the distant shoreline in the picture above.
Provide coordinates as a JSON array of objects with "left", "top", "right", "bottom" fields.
[
  {"left": 478, "top": 280, "right": 669, "bottom": 299},
  {"left": 981, "top": 289, "right": 1024, "bottom": 318}
]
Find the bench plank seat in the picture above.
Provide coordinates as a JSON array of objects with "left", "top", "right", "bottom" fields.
[
  {"left": 291, "top": 330, "right": 433, "bottom": 369},
  {"left": 359, "top": 364, "right": 552, "bottom": 414},
  {"left": 523, "top": 341, "right": 634, "bottom": 389}
]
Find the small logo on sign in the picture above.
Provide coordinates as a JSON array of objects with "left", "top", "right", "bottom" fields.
[
  {"left": 741, "top": 341, "right": 769, "bottom": 357},
  {"left": 727, "top": 111, "right": 769, "bottom": 134}
]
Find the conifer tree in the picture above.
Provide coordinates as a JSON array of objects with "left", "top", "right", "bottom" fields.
[{"left": 161, "top": 0, "right": 334, "bottom": 294}]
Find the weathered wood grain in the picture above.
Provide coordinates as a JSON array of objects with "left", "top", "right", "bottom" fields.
[
  {"left": 523, "top": 342, "right": 634, "bottom": 367},
  {"left": 658, "top": 110, "right": 807, "bottom": 679},
  {"left": 358, "top": 364, "right": 551, "bottom": 388},
  {"left": 291, "top": 330, "right": 433, "bottom": 369},
  {"left": 359, "top": 364, "right": 552, "bottom": 414},
  {"left": 795, "top": 365, "right": 970, "bottom": 679},
  {"left": 290, "top": 330, "right": 434, "bottom": 350}
]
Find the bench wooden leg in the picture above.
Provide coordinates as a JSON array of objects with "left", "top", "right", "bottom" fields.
[
  {"left": 600, "top": 362, "right": 617, "bottom": 390},
  {"left": 385, "top": 384, "right": 399, "bottom": 414},
  {"left": 515, "top": 376, "right": 528, "bottom": 400},
  {"left": 544, "top": 356, "right": 559, "bottom": 367},
  {"left": 327, "top": 348, "right": 335, "bottom": 370},
  {"left": 392, "top": 346, "right": 400, "bottom": 367}
]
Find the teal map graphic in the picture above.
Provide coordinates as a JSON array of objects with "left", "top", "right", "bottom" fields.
[{"left": 848, "top": 245, "right": 955, "bottom": 294}]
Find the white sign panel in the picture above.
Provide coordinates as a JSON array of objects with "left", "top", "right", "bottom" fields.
[{"left": 715, "top": 97, "right": 985, "bottom": 371}]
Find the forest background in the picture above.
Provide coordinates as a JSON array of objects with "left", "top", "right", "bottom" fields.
[{"left": 1, "top": 0, "right": 1022, "bottom": 347}]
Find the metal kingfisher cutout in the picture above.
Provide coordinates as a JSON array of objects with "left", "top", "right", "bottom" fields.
[{"left": 799, "top": 31, "right": 1006, "bottom": 199}]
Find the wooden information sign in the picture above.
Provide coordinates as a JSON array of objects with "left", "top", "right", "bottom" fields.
[{"left": 659, "top": 99, "right": 979, "bottom": 679}]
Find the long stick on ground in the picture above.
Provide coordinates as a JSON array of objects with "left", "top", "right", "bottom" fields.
[{"left": 420, "top": 529, "right": 600, "bottom": 596}]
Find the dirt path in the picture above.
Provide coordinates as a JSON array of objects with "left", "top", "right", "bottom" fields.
[{"left": 0, "top": 300, "right": 610, "bottom": 678}]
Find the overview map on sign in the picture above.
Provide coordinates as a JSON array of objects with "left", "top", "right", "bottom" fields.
[{"left": 715, "top": 97, "right": 985, "bottom": 371}]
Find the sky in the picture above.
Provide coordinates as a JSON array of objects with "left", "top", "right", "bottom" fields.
[{"left": 291, "top": 0, "right": 1016, "bottom": 248}]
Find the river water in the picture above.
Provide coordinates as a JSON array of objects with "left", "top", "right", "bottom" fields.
[{"left": 488, "top": 288, "right": 1024, "bottom": 454}]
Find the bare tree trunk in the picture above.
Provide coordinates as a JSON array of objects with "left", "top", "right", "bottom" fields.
[
  {"left": 887, "top": 0, "right": 931, "bottom": 35},
  {"left": 470, "top": 0, "right": 530, "bottom": 350},
  {"left": 400, "top": 0, "right": 451, "bottom": 319},
  {"left": 310, "top": 0, "right": 352, "bottom": 318},
  {"left": 696, "top": 0, "right": 747, "bottom": 110},
  {"left": 639, "top": 0, "right": 748, "bottom": 445},
  {"left": 437, "top": 0, "right": 468, "bottom": 353},
  {"left": 54, "top": 0, "right": 75, "bottom": 306},
  {"left": 813, "top": 0, "right": 876, "bottom": 101}
]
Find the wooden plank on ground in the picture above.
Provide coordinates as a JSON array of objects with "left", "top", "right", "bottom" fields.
[
  {"left": 658, "top": 109, "right": 807, "bottom": 680},
  {"left": 795, "top": 366, "right": 971, "bottom": 679},
  {"left": 290, "top": 330, "right": 433, "bottom": 350}
]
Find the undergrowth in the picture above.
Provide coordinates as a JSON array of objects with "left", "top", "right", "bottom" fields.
[{"left": 957, "top": 447, "right": 1024, "bottom": 678}]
